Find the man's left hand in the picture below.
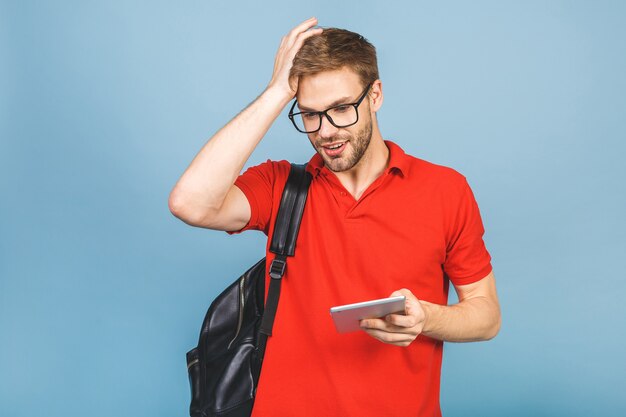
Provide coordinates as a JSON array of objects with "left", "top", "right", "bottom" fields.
[{"left": 360, "top": 288, "right": 427, "bottom": 347}]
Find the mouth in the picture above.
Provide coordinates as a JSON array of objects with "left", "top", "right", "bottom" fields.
[{"left": 320, "top": 141, "right": 348, "bottom": 157}]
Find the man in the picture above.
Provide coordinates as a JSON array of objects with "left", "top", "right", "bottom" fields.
[{"left": 170, "top": 17, "right": 501, "bottom": 417}]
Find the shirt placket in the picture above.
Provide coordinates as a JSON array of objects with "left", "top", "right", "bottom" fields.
[{"left": 321, "top": 170, "right": 394, "bottom": 219}]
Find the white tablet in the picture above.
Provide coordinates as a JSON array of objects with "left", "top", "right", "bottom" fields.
[{"left": 330, "top": 296, "right": 406, "bottom": 333}]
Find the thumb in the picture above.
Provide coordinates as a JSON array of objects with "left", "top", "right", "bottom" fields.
[
  {"left": 390, "top": 288, "right": 418, "bottom": 301},
  {"left": 390, "top": 288, "right": 419, "bottom": 315}
]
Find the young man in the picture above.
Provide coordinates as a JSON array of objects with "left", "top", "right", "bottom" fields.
[{"left": 170, "top": 17, "right": 501, "bottom": 417}]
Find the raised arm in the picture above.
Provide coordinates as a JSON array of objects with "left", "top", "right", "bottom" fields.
[{"left": 168, "top": 18, "right": 322, "bottom": 231}]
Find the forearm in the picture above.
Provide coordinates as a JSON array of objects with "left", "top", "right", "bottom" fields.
[
  {"left": 170, "top": 19, "right": 323, "bottom": 222},
  {"left": 169, "top": 86, "right": 292, "bottom": 215},
  {"left": 420, "top": 296, "right": 501, "bottom": 343}
]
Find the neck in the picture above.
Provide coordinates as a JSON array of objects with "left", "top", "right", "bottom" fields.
[{"left": 333, "top": 129, "right": 389, "bottom": 200}]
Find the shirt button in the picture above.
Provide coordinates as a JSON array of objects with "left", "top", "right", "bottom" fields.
[{"left": 340, "top": 192, "right": 346, "bottom": 196}]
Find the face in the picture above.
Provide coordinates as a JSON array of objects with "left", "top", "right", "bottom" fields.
[{"left": 296, "top": 68, "right": 374, "bottom": 173}]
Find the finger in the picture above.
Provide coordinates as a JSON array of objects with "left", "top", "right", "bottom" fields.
[
  {"left": 271, "top": 27, "right": 322, "bottom": 90},
  {"left": 291, "top": 17, "right": 319, "bottom": 34},
  {"left": 289, "top": 27, "right": 323, "bottom": 53},
  {"left": 385, "top": 313, "right": 417, "bottom": 328},
  {"left": 390, "top": 288, "right": 417, "bottom": 300},
  {"left": 285, "top": 17, "right": 319, "bottom": 45},
  {"left": 287, "top": 17, "right": 318, "bottom": 40},
  {"left": 360, "top": 317, "right": 384, "bottom": 330},
  {"left": 406, "top": 297, "right": 427, "bottom": 323},
  {"left": 390, "top": 288, "right": 420, "bottom": 313},
  {"left": 360, "top": 318, "right": 406, "bottom": 333},
  {"left": 362, "top": 328, "right": 415, "bottom": 346}
]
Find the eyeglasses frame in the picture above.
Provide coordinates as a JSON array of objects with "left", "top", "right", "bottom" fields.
[{"left": 288, "top": 82, "right": 373, "bottom": 134}]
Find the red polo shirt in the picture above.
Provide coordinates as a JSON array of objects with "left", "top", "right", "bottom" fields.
[{"left": 230, "top": 140, "right": 492, "bottom": 416}]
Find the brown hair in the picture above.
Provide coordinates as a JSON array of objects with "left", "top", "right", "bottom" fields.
[{"left": 290, "top": 28, "right": 379, "bottom": 88}]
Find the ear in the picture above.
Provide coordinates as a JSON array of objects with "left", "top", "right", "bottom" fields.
[{"left": 368, "top": 79, "right": 383, "bottom": 113}]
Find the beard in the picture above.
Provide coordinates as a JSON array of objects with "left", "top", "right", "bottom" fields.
[{"left": 310, "top": 118, "right": 373, "bottom": 173}]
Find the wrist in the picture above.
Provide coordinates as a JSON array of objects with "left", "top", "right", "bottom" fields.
[
  {"left": 263, "top": 84, "right": 295, "bottom": 107},
  {"left": 419, "top": 301, "right": 437, "bottom": 336}
]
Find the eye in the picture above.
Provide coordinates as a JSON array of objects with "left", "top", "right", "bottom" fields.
[
  {"left": 302, "top": 112, "right": 318, "bottom": 120},
  {"left": 333, "top": 105, "right": 351, "bottom": 113}
]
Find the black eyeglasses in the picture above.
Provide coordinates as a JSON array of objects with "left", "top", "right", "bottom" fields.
[{"left": 288, "top": 83, "right": 373, "bottom": 133}]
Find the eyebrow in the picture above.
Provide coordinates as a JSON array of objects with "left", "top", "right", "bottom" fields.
[{"left": 297, "top": 96, "right": 353, "bottom": 112}]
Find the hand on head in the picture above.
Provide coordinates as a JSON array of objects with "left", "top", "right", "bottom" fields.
[{"left": 267, "top": 17, "right": 323, "bottom": 98}]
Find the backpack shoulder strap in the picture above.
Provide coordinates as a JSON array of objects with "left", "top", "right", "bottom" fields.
[
  {"left": 259, "top": 163, "right": 311, "bottom": 343},
  {"left": 269, "top": 163, "right": 311, "bottom": 257}
]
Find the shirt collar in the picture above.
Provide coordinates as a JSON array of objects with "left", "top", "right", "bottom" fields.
[{"left": 306, "top": 140, "right": 410, "bottom": 178}]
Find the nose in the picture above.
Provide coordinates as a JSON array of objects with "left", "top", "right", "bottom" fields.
[{"left": 317, "top": 113, "right": 339, "bottom": 139}]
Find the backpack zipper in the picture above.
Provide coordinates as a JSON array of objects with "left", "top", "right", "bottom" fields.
[
  {"left": 227, "top": 276, "right": 246, "bottom": 350},
  {"left": 187, "top": 358, "right": 199, "bottom": 370}
]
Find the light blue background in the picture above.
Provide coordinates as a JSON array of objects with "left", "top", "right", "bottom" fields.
[{"left": 1, "top": 1, "right": 625, "bottom": 416}]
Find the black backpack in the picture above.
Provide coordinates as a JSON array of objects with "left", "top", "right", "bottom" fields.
[{"left": 186, "top": 163, "right": 312, "bottom": 417}]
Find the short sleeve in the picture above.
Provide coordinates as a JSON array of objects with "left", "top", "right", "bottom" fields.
[
  {"left": 443, "top": 178, "right": 493, "bottom": 286},
  {"left": 226, "top": 159, "right": 276, "bottom": 236}
]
